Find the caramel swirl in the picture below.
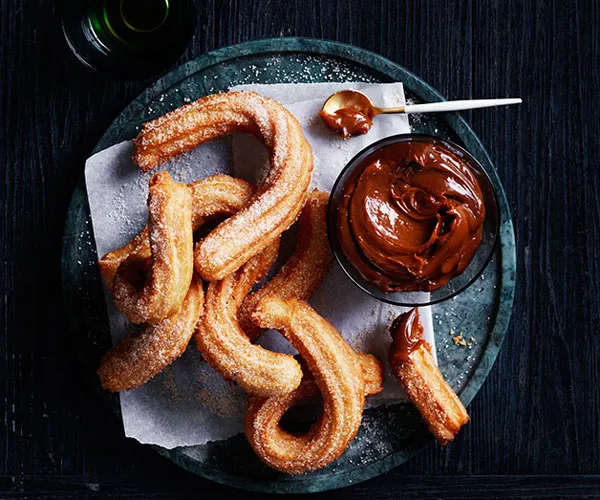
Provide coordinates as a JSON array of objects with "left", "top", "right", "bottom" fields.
[
  {"left": 337, "top": 139, "right": 485, "bottom": 292},
  {"left": 388, "top": 307, "right": 424, "bottom": 365}
]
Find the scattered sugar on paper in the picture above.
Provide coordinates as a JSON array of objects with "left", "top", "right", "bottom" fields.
[{"left": 195, "top": 372, "right": 246, "bottom": 418}]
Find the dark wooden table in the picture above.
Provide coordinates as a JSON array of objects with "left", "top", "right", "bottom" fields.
[{"left": 1, "top": 1, "right": 599, "bottom": 498}]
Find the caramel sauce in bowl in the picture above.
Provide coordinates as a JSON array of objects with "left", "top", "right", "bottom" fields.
[{"left": 327, "top": 134, "right": 499, "bottom": 306}]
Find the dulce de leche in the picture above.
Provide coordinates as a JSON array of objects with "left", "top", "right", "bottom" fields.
[
  {"left": 337, "top": 139, "right": 486, "bottom": 292},
  {"left": 319, "top": 108, "right": 373, "bottom": 138},
  {"left": 388, "top": 307, "right": 425, "bottom": 364}
]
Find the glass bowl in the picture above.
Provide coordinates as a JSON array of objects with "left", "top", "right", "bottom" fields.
[{"left": 327, "top": 133, "right": 499, "bottom": 307}]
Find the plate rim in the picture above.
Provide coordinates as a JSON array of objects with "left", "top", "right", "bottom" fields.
[{"left": 62, "top": 37, "right": 516, "bottom": 493}]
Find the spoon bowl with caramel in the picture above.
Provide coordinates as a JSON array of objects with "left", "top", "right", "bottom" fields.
[{"left": 328, "top": 134, "right": 499, "bottom": 306}]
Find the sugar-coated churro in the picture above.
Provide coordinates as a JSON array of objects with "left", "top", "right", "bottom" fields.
[
  {"left": 112, "top": 172, "right": 193, "bottom": 324},
  {"left": 98, "top": 275, "right": 203, "bottom": 392},
  {"left": 99, "top": 175, "right": 254, "bottom": 289},
  {"left": 245, "top": 297, "right": 376, "bottom": 473},
  {"left": 132, "top": 91, "right": 313, "bottom": 282},
  {"left": 238, "top": 189, "right": 333, "bottom": 340},
  {"left": 195, "top": 240, "right": 308, "bottom": 397}
]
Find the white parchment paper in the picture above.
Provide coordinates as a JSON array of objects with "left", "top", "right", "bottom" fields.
[{"left": 84, "top": 83, "right": 435, "bottom": 449}]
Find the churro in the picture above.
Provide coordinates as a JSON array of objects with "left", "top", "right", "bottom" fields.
[
  {"left": 112, "top": 172, "right": 193, "bottom": 324},
  {"left": 194, "top": 240, "right": 307, "bottom": 397},
  {"left": 132, "top": 91, "right": 313, "bottom": 281},
  {"left": 238, "top": 189, "right": 333, "bottom": 340},
  {"left": 99, "top": 175, "right": 254, "bottom": 289},
  {"left": 245, "top": 297, "right": 372, "bottom": 473},
  {"left": 389, "top": 308, "right": 469, "bottom": 444},
  {"left": 98, "top": 275, "right": 203, "bottom": 392}
]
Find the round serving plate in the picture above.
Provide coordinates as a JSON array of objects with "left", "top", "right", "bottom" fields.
[{"left": 61, "top": 38, "right": 516, "bottom": 493}]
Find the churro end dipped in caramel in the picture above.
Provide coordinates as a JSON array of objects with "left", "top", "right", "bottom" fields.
[{"left": 389, "top": 308, "right": 469, "bottom": 445}]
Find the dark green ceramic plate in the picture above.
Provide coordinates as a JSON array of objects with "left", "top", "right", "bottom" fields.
[{"left": 61, "top": 38, "right": 516, "bottom": 493}]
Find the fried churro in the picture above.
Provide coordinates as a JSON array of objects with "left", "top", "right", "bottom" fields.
[
  {"left": 99, "top": 175, "right": 254, "bottom": 289},
  {"left": 132, "top": 91, "right": 313, "bottom": 282},
  {"left": 98, "top": 275, "right": 203, "bottom": 392},
  {"left": 112, "top": 172, "right": 193, "bottom": 324},
  {"left": 194, "top": 240, "right": 307, "bottom": 397},
  {"left": 389, "top": 308, "right": 469, "bottom": 444},
  {"left": 245, "top": 297, "right": 374, "bottom": 474},
  {"left": 238, "top": 189, "right": 333, "bottom": 340}
]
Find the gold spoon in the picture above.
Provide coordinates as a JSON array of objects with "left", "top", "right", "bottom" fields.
[{"left": 321, "top": 90, "right": 522, "bottom": 118}]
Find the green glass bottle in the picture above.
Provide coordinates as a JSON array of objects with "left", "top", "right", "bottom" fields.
[{"left": 61, "top": 0, "right": 197, "bottom": 79}]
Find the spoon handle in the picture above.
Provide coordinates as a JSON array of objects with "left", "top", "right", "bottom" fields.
[{"left": 404, "top": 98, "right": 522, "bottom": 114}]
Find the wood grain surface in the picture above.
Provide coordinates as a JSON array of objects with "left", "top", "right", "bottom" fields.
[{"left": 1, "top": 0, "right": 599, "bottom": 498}]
